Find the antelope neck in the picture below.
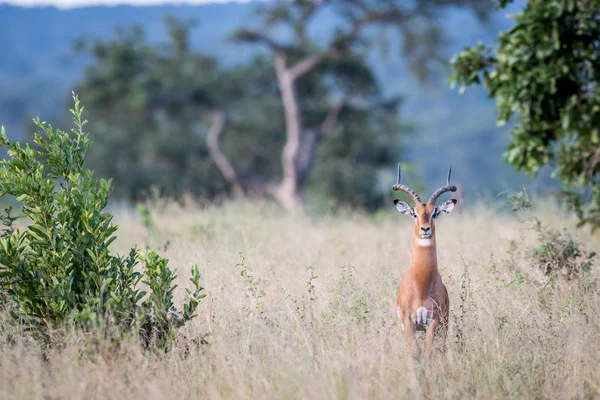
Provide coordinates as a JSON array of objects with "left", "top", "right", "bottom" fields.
[{"left": 410, "top": 235, "right": 438, "bottom": 272}]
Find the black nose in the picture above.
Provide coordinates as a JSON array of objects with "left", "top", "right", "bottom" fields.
[{"left": 421, "top": 227, "right": 431, "bottom": 233}]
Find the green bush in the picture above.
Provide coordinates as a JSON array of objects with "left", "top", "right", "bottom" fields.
[
  {"left": 507, "top": 190, "right": 596, "bottom": 282},
  {"left": 451, "top": 0, "right": 600, "bottom": 230},
  {"left": 530, "top": 219, "right": 596, "bottom": 282},
  {"left": 0, "top": 94, "right": 205, "bottom": 350}
]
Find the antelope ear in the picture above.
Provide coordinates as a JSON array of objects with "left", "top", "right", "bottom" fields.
[
  {"left": 432, "top": 199, "right": 457, "bottom": 219},
  {"left": 394, "top": 200, "right": 416, "bottom": 218}
]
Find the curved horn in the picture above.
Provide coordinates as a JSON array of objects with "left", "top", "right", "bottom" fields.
[
  {"left": 428, "top": 166, "right": 457, "bottom": 205},
  {"left": 392, "top": 163, "right": 422, "bottom": 204}
]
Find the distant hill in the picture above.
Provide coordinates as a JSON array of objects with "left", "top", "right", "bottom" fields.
[
  {"left": 0, "top": 1, "right": 547, "bottom": 200},
  {"left": 0, "top": 3, "right": 258, "bottom": 136}
]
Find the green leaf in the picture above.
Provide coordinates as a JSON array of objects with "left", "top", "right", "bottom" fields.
[{"left": 0, "top": 95, "right": 203, "bottom": 350}]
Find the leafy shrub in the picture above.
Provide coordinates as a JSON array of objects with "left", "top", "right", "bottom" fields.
[
  {"left": 507, "top": 189, "right": 596, "bottom": 282},
  {"left": 325, "top": 265, "right": 371, "bottom": 326},
  {"left": 530, "top": 219, "right": 596, "bottom": 281},
  {"left": 0, "top": 94, "right": 205, "bottom": 350},
  {"left": 235, "top": 252, "right": 265, "bottom": 315},
  {"left": 507, "top": 187, "right": 532, "bottom": 212}
]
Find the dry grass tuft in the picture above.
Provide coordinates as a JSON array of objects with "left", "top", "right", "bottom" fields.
[{"left": 1, "top": 200, "right": 599, "bottom": 399}]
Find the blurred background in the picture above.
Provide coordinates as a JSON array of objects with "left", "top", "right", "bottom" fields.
[{"left": 0, "top": 0, "right": 542, "bottom": 212}]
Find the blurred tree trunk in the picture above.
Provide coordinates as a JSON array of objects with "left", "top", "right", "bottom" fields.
[{"left": 206, "top": 75, "right": 343, "bottom": 212}]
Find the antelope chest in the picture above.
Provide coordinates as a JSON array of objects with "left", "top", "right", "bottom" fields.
[{"left": 416, "top": 238, "right": 433, "bottom": 247}]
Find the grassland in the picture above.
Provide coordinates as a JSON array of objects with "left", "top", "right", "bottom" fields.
[{"left": 0, "top": 200, "right": 599, "bottom": 399}]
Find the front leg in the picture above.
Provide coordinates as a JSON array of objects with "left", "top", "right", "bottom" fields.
[
  {"left": 402, "top": 315, "right": 418, "bottom": 359},
  {"left": 425, "top": 319, "right": 439, "bottom": 357}
]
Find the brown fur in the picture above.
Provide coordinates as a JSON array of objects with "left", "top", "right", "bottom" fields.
[{"left": 396, "top": 202, "right": 452, "bottom": 358}]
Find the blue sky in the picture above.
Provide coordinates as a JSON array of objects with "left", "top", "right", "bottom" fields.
[{"left": 1, "top": 0, "right": 250, "bottom": 8}]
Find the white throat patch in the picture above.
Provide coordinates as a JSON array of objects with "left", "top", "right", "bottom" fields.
[{"left": 417, "top": 238, "right": 433, "bottom": 247}]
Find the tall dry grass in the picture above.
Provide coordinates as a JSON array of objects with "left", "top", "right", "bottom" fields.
[{"left": 0, "top": 200, "right": 598, "bottom": 399}]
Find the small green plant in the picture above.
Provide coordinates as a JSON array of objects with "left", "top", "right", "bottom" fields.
[
  {"left": 137, "top": 203, "right": 154, "bottom": 231},
  {"left": 0, "top": 94, "right": 205, "bottom": 350},
  {"left": 305, "top": 265, "right": 318, "bottom": 302},
  {"left": 326, "top": 265, "right": 371, "bottom": 326},
  {"left": 137, "top": 253, "right": 205, "bottom": 350},
  {"left": 530, "top": 220, "right": 595, "bottom": 281},
  {"left": 506, "top": 189, "right": 596, "bottom": 282},
  {"left": 235, "top": 252, "right": 265, "bottom": 314},
  {"left": 280, "top": 264, "right": 319, "bottom": 333},
  {"left": 508, "top": 187, "right": 532, "bottom": 212}
]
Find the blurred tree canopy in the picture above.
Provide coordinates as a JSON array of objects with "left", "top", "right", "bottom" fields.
[
  {"left": 451, "top": 0, "right": 600, "bottom": 229},
  {"left": 227, "top": 0, "right": 491, "bottom": 210},
  {"left": 75, "top": 17, "right": 401, "bottom": 210},
  {"left": 75, "top": 0, "right": 491, "bottom": 211},
  {"left": 75, "top": 19, "right": 229, "bottom": 201}
]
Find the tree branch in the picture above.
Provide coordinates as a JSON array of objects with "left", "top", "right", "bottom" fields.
[
  {"left": 205, "top": 110, "right": 245, "bottom": 198},
  {"left": 332, "top": 9, "right": 412, "bottom": 51},
  {"left": 231, "top": 29, "right": 296, "bottom": 54},
  {"left": 289, "top": 9, "right": 413, "bottom": 80},
  {"left": 289, "top": 54, "right": 324, "bottom": 80},
  {"left": 295, "top": 128, "right": 321, "bottom": 187},
  {"left": 295, "top": 98, "right": 347, "bottom": 186},
  {"left": 321, "top": 96, "right": 347, "bottom": 136}
]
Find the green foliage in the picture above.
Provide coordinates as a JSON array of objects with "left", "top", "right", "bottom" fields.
[
  {"left": 507, "top": 186, "right": 532, "bottom": 212},
  {"left": 0, "top": 95, "right": 205, "bottom": 350},
  {"left": 326, "top": 265, "right": 371, "bottom": 326},
  {"left": 305, "top": 265, "right": 318, "bottom": 302},
  {"left": 235, "top": 252, "right": 265, "bottom": 314},
  {"left": 308, "top": 96, "right": 404, "bottom": 210},
  {"left": 137, "top": 203, "right": 154, "bottom": 231},
  {"left": 74, "top": 20, "right": 230, "bottom": 201},
  {"left": 137, "top": 252, "right": 205, "bottom": 350},
  {"left": 530, "top": 219, "right": 595, "bottom": 282},
  {"left": 75, "top": 17, "right": 404, "bottom": 210},
  {"left": 451, "top": 0, "right": 600, "bottom": 229},
  {"left": 507, "top": 189, "right": 596, "bottom": 283}
]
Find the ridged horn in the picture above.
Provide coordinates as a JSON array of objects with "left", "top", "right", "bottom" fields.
[
  {"left": 392, "top": 163, "right": 422, "bottom": 204},
  {"left": 428, "top": 166, "right": 457, "bottom": 205}
]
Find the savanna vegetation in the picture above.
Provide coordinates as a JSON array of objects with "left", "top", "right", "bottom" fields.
[
  {"left": 0, "top": 97, "right": 598, "bottom": 399},
  {"left": 1, "top": 0, "right": 600, "bottom": 398},
  {"left": 0, "top": 96, "right": 205, "bottom": 352},
  {"left": 1, "top": 194, "right": 598, "bottom": 398}
]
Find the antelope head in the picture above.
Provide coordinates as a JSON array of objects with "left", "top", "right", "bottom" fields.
[{"left": 392, "top": 164, "right": 457, "bottom": 242}]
